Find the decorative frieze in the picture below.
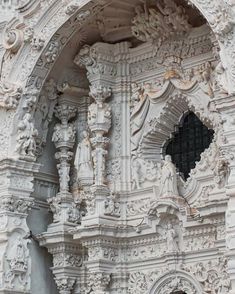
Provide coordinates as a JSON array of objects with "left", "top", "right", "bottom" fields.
[{"left": 131, "top": 1, "right": 191, "bottom": 44}]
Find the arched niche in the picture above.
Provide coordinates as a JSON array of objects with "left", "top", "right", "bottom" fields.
[
  {"left": 149, "top": 270, "right": 203, "bottom": 294},
  {"left": 138, "top": 80, "right": 221, "bottom": 162}
]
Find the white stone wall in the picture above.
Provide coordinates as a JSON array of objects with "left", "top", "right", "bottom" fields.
[{"left": 0, "top": 0, "right": 235, "bottom": 293}]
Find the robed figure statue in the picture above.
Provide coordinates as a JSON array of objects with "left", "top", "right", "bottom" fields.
[
  {"left": 159, "top": 155, "right": 179, "bottom": 197},
  {"left": 74, "top": 130, "right": 94, "bottom": 186}
]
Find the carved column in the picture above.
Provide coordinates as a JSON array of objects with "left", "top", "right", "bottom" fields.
[
  {"left": 38, "top": 103, "right": 82, "bottom": 294},
  {"left": 88, "top": 84, "right": 112, "bottom": 187},
  {"left": 73, "top": 43, "right": 119, "bottom": 294},
  {"left": 215, "top": 95, "right": 235, "bottom": 293},
  {"left": 50, "top": 103, "right": 80, "bottom": 223},
  {"left": 0, "top": 158, "right": 40, "bottom": 294}
]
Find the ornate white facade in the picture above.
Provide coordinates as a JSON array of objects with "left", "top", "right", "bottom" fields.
[{"left": 0, "top": 0, "right": 235, "bottom": 293}]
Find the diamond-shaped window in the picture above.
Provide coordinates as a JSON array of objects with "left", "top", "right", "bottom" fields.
[{"left": 164, "top": 111, "right": 214, "bottom": 180}]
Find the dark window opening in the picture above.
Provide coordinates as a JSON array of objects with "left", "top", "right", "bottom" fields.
[{"left": 164, "top": 112, "right": 214, "bottom": 180}]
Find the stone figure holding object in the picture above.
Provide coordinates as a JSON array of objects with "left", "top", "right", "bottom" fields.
[
  {"left": 74, "top": 130, "right": 94, "bottom": 184},
  {"left": 159, "top": 155, "right": 179, "bottom": 197},
  {"left": 166, "top": 223, "right": 179, "bottom": 252}
]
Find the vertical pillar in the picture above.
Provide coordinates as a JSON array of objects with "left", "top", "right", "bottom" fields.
[
  {"left": 38, "top": 103, "right": 82, "bottom": 294},
  {"left": 88, "top": 84, "right": 112, "bottom": 187},
  {"left": 215, "top": 96, "right": 235, "bottom": 293},
  {"left": 0, "top": 159, "right": 40, "bottom": 294}
]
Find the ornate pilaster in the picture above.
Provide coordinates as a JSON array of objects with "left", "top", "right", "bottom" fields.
[
  {"left": 88, "top": 84, "right": 112, "bottom": 187},
  {"left": 51, "top": 103, "right": 78, "bottom": 223},
  {"left": 215, "top": 95, "right": 235, "bottom": 293},
  {"left": 0, "top": 158, "right": 40, "bottom": 294},
  {"left": 38, "top": 103, "right": 82, "bottom": 294}
]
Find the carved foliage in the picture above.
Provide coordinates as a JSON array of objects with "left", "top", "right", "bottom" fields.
[
  {"left": 53, "top": 252, "right": 82, "bottom": 268},
  {"left": 0, "top": 81, "right": 22, "bottom": 109},
  {"left": 104, "top": 191, "right": 121, "bottom": 217},
  {"left": 131, "top": 1, "right": 191, "bottom": 43},
  {"left": 183, "top": 258, "right": 231, "bottom": 293}
]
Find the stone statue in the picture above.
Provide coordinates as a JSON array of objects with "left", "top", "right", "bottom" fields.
[
  {"left": 16, "top": 112, "right": 38, "bottom": 157},
  {"left": 159, "top": 155, "right": 179, "bottom": 197},
  {"left": 166, "top": 223, "right": 179, "bottom": 252},
  {"left": 74, "top": 130, "right": 94, "bottom": 185}
]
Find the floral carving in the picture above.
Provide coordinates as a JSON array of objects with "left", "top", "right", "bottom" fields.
[
  {"left": 182, "top": 257, "right": 231, "bottom": 293},
  {"left": 54, "top": 277, "right": 76, "bottom": 294},
  {"left": 104, "top": 191, "right": 121, "bottom": 217},
  {"left": 45, "top": 41, "right": 60, "bottom": 64},
  {"left": 131, "top": 1, "right": 191, "bottom": 44},
  {"left": 53, "top": 253, "right": 82, "bottom": 268},
  {"left": 0, "top": 81, "right": 22, "bottom": 109},
  {"left": 88, "top": 272, "right": 110, "bottom": 294}
]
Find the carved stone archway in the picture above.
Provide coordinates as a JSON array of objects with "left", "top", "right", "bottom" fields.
[
  {"left": 149, "top": 270, "right": 203, "bottom": 294},
  {"left": 138, "top": 80, "right": 222, "bottom": 162}
]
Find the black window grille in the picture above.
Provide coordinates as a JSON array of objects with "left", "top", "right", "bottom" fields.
[{"left": 165, "top": 111, "right": 214, "bottom": 180}]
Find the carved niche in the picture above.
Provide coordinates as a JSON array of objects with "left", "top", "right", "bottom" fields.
[{"left": 149, "top": 270, "right": 202, "bottom": 294}]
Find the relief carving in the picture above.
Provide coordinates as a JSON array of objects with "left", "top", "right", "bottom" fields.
[
  {"left": 74, "top": 130, "right": 94, "bottom": 186},
  {"left": 182, "top": 257, "right": 231, "bottom": 294},
  {"left": 104, "top": 191, "right": 121, "bottom": 217},
  {"left": 0, "top": 81, "right": 22, "bottom": 109},
  {"left": 131, "top": 152, "right": 159, "bottom": 190},
  {"left": 131, "top": 1, "right": 191, "bottom": 44},
  {"left": 4, "top": 237, "right": 29, "bottom": 291},
  {"left": 15, "top": 112, "right": 38, "bottom": 158}
]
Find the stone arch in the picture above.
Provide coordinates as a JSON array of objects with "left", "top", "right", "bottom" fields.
[
  {"left": 139, "top": 80, "right": 221, "bottom": 162},
  {"left": 149, "top": 270, "right": 203, "bottom": 294},
  {"left": 4, "top": 0, "right": 234, "bottom": 102}
]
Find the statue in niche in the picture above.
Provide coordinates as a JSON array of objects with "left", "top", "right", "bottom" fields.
[
  {"left": 165, "top": 223, "right": 179, "bottom": 252},
  {"left": 159, "top": 155, "right": 179, "bottom": 197},
  {"left": 74, "top": 130, "right": 94, "bottom": 185}
]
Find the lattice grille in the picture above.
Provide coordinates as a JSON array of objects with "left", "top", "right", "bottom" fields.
[{"left": 165, "top": 111, "right": 214, "bottom": 179}]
